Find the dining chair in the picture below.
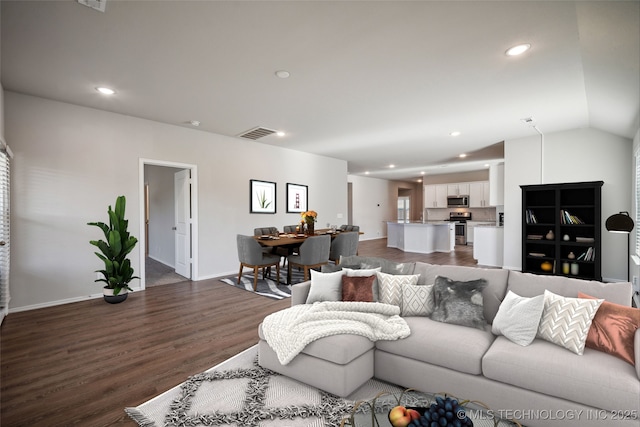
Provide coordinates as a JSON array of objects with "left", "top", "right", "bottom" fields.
[
  {"left": 287, "top": 234, "right": 331, "bottom": 284},
  {"left": 254, "top": 227, "right": 279, "bottom": 236},
  {"left": 236, "top": 234, "right": 281, "bottom": 291},
  {"left": 329, "top": 231, "right": 359, "bottom": 264},
  {"left": 283, "top": 224, "right": 299, "bottom": 233}
]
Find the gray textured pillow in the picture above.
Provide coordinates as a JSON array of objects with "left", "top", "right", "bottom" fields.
[
  {"left": 306, "top": 269, "right": 346, "bottom": 303},
  {"left": 430, "top": 276, "right": 488, "bottom": 330},
  {"left": 492, "top": 291, "right": 545, "bottom": 346}
]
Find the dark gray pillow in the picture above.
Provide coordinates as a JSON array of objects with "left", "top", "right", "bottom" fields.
[{"left": 430, "top": 276, "right": 488, "bottom": 330}]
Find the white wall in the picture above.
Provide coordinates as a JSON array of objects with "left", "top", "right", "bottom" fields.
[
  {"left": 6, "top": 92, "right": 348, "bottom": 310},
  {"left": 347, "top": 175, "right": 393, "bottom": 239},
  {"left": 503, "top": 127, "right": 633, "bottom": 281}
]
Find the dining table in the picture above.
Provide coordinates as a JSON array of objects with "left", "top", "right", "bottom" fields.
[{"left": 254, "top": 229, "right": 343, "bottom": 247}]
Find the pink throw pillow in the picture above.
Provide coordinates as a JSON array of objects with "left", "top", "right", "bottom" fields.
[
  {"left": 342, "top": 276, "right": 374, "bottom": 302},
  {"left": 579, "top": 292, "right": 640, "bottom": 365}
]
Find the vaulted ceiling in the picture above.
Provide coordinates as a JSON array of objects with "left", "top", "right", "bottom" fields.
[{"left": 2, "top": 1, "right": 639, "bottom": 181}]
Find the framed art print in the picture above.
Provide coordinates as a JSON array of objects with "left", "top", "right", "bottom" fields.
[
  {"left": 286, "top": 183, "right": 308, "bottom": 213},
  {"left": 250, "top": 179, "right": 276, "bottom": 214}
]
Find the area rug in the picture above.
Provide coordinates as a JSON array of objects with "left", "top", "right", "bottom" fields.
[
  {"left": 125, "top": 345, "right": 406, "bottom": 427},
  {"left": 219, "top": 267, "right": 307, "bottom": 299}
]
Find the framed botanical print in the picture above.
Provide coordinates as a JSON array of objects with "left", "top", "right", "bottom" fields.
[
  {"left": 286, "top": 183, "right": 308, "bottom": 213},
  {"left": 250, "top": 179, "right": 276, "bottom": 214}
]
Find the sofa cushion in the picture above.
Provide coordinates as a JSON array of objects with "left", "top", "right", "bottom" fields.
[
  {"left": 377, "top": 271, "right": 419, "bottom": 307},
  {"left": 430, "top": 276, "right": 488, "bottom": 330},
  {"left": 537, "top": 290, "right": 603, "bottom": 355},
  {"left": 483, "top": 336, "right": 640, "bottom": 412},
  {"left": 258, "top": 323, "right": 374, "bottom": 365},
  {"left": 376, "top": 317, "right": 495, "bottom": 375},
  {"left": 579, "top": 292, "right": 640, "bottom": 366},
  {"left": 339, "top": 255, "right": 416, "bottom": 275},
  {"left": 415, "top": 263, "right": 509, "bottom": 323},
  {"left": 492, "top": 291, "right": 545, "bottom": 346},
  {"left": 401, "top": 284, "right": 434, "bottom": 317},
  {"left": 341, "top": 275, "right": 374, "bottom": 302},
  {"left": 507, "top": 270, "right": 632, "bottom": 306},
  {"left": 306, "top": 269, "right": 345, "bottom": 303}
]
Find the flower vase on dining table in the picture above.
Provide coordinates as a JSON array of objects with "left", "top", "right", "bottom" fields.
[{"left": 306, "top": 221, "right": 314, "bottom": 236}]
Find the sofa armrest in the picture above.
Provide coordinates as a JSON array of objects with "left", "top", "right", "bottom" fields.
[
  {"left": 291, "top": 280, "right": 311, "bottom": 306},
  {"left": 635, "top": 328, "right": 640, "bottom": 380}
]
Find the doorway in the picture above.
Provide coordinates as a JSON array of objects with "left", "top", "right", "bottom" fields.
[{"left": 139, "top": 159, "right": 198, "bottom": 290}]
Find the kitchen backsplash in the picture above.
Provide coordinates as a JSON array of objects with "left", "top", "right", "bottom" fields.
[{"left": 424, "top": 207, "right": 502, "bottom": 222}]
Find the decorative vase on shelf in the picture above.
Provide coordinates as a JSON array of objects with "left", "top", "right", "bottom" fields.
[
  {"left": 568, "top": 251, "right": 576, "bottom": 259},
  {"left": 546, "top": 230, "right": 555, "bottom": 240},
  {"left": 571, "top": 263, "right": 579, "bottom": 275}
]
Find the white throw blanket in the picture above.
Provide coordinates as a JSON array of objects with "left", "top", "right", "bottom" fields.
[{"left": 262, "top": 301, "right": 411, "bottom": 365}]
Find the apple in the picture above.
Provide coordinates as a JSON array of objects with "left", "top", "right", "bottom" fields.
[{"left": 388, "top": 405, "right": 416, "bottom": 427}]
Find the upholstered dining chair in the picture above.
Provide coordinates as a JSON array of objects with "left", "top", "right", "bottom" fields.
[
  {"left": 283, "top": 224, "right": 299, "bottom": 233},
  {"left": 329, "top": 231, "right": 359, "bottom": 264},
  {"left": 339, "top": 225, "right": 360, "bottom": 232},
  {"left": 287, "top": 234, "right": 331, "bottom": 284},
  {"left": 237, "top": 234, "right": 281, "bottom": 291},
  {"left": 254, "top": 227, "right": 279, "bottom": 236}
]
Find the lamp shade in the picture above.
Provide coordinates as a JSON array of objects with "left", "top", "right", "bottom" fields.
[{"left": 605, "top": 212, "right": 635, "bottom": 233}]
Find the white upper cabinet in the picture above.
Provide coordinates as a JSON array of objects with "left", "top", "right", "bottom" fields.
[
  {"left": 447, "top": 183, "right": 469, "bottom": 196},
  {"left": 424, "top": 184, "right": 448, "bottom": 208},
  {"left": 469, "top": 181, "right": 490, "bottom": 207}
]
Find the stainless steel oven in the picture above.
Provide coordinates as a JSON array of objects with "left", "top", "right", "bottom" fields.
[{"left": 449, "top": 212, "right": 471, "bottom": 245}]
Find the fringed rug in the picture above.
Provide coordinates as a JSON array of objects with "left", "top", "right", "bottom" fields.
[
  {"left": 219, "top": 267, "right": 307, "bottom": 299},
  {"left": 126, "top": 345, "right": 405, "bottom": 427}
]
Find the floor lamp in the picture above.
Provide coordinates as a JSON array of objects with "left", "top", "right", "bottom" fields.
[{"left": 605, "top": 211, "right": 635, "bottom": 282}]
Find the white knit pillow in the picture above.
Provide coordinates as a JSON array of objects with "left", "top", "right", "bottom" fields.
[
  {"left": 377, "top": 271, "right": 420, "bottom": 307},
  {"left": 537, "top": 290, "right": 603, "bottom": 355},
  {"left": 492, "top": 291, "right": 545, "bottom": 346},
  {"left": 401, "top": 284, "right": 434, "bottom": 316}
]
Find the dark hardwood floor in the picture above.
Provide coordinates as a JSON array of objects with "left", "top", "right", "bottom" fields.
[{"left": 0, "top": 239, "right": 477, "bottom": 426}]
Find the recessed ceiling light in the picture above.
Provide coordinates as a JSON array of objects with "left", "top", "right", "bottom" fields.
[
  {"left": 389, "top": 164, "right": 395, "bottom": 168},
  {"left": 189, "top": 120, "right": 201, "bottom": 127},
  {"left": 96, "top": 87, "right": 115, "bottom": 95},
  {"left": 420, "top": 171, "right": 425, "bottom": 175},
  {"left": 459, "top": 153, "right": 467, "bottom": 158},
  {"left": 275, "top": 70, "right": 290, "bottom": 79},
  {"left": 505, "top": 43, "right": 531, "bottom": 56},
  {"left": 276, "top": 131, "right": 285, "bottom": 137},
  {"left": 484, "top": 163, "right": 490, "bottom": 168},
  {"left": 365, "top": 171, "right": 370, "bottom": 175},
  {"left": 417, "top": 179, "right": 422, "bottom": 183},
  {"left": 450, "top": 131, "right": 461, "bottom": 137}
]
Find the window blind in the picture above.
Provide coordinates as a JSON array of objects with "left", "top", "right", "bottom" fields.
[{"left": 0, "top": 147, "right": 10, "bottom": 315}]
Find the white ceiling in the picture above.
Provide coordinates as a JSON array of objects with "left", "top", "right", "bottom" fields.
[{"left": 2, "top": 1, "right": 639, "bottom": 181}]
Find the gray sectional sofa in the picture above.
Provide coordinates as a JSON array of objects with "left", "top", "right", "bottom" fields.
[{"left": 258, "top": 256, "right": 640, "bottom": 427}]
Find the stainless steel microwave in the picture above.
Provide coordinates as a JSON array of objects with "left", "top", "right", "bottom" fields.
[{"left": 447, "top": 195, "right": 469, "bottom": 208}]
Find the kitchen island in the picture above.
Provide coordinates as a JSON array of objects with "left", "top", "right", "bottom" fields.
[
  {"left": 473, "top": 224, "right": 504, "bottom": 267},
  {"left": 387, "top": 221, "right": 454, "bottom": 254}
]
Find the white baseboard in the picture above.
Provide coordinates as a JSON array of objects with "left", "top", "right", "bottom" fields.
[{"left": 8, "top": 285, "right": 145, "bottom": 314}]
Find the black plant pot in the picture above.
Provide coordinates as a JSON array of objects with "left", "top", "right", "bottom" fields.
[{"left": 103, "top": 288, "right": 128, "bottom": 304}]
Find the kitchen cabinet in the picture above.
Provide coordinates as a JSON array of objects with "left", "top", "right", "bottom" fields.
[
  {"left": 473, "top": 225, "right": 504, "bottom": 267},
  {"left": 424, "top": 184, "right": 448, "bottom": 208},
  {"left": 447, "top": 183, "right": 469, "bottom": 197},
  {"left": 469, "top": 181, "right": 490, "bottom": 207}
]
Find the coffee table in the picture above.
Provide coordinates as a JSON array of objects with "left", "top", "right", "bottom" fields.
[{"left": 340, "top": 389, "right": 522, "bottom": 427}]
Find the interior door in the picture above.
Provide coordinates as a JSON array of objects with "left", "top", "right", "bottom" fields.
[{"left": 174, "top": 169, "right": 191, "bottom": 278}]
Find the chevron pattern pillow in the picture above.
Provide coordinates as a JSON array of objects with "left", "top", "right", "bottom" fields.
[
  {"left": 537, "top": 290, "right": 603, "bottom": 355},
  {"left": 377, "top": 271, "right": 420, "bottom": 307}
]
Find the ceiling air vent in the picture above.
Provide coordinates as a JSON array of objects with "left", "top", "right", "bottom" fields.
[
  {"left": 77, "top": 0, "right": 107, "bottom": 12},
  {"left": 238, "top": 127, "right": 277, "bottom": 140}
]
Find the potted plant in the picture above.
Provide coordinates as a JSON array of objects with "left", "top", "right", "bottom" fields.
[{"left": 88, "top": 195, "right": 139, "bottom": 303}]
